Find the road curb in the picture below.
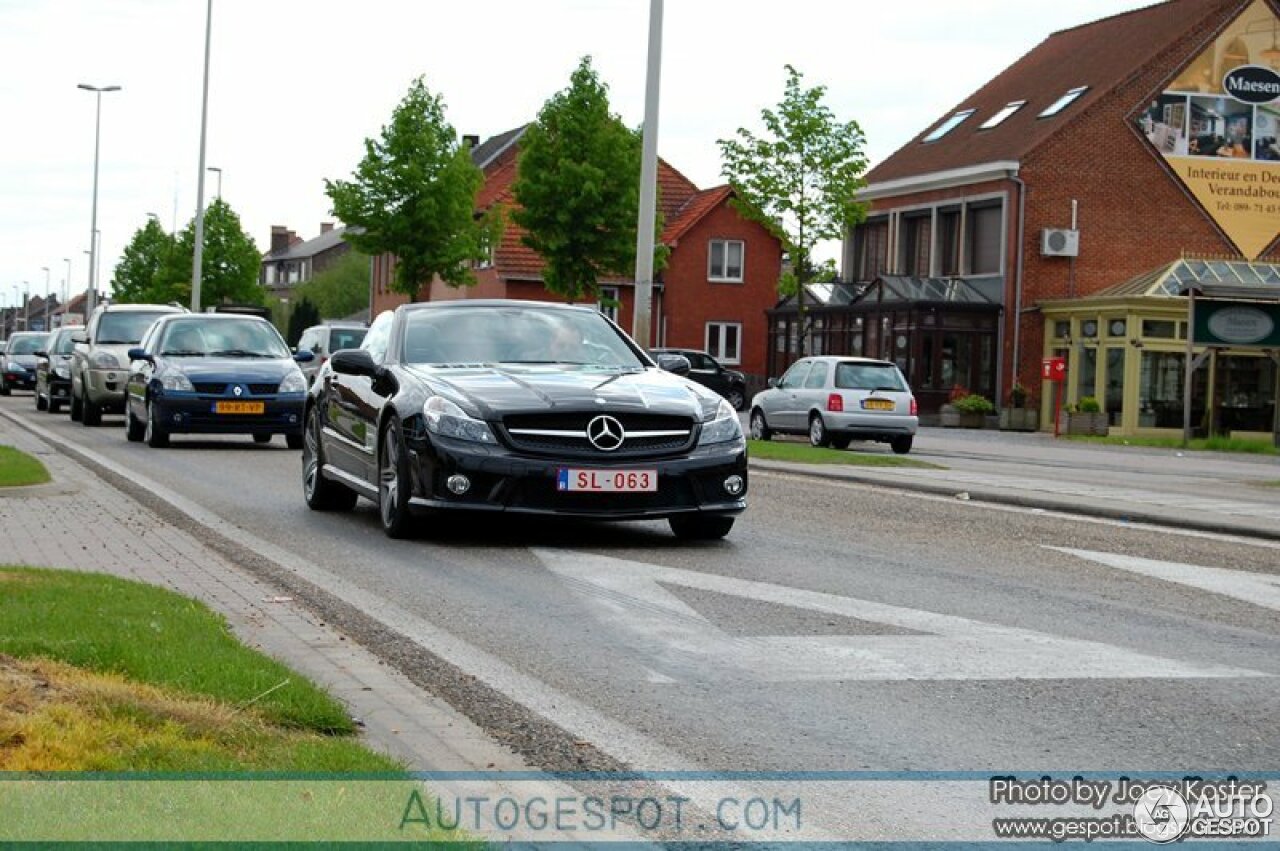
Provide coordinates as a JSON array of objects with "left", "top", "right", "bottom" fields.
[{"left": 748, "top": 458, "right": 1280, "bottom": 544}]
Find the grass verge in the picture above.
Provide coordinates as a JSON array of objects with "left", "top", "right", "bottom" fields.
[
  {"left": 0, "top": 445, "right": 50, "bottom": 487},
  {"left": 1064, "top": 435, "right": 1277, "bottom": 455},
  {"left": 748, "top": 439, "right": 942, "bottom": 468},
  {"left": 0, "top": 567, "right": 350, "bottom": 732}
]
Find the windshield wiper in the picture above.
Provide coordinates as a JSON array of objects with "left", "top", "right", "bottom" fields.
[
  {"left": 870, "top": 385, "right": 903, "bottom": 393},
  {"left": 211, "top": 349, "right": 269, "bottom": 358},
  {"left": 97, "top": 339, "right": 136, "bottom": 344},
  {"left": 161, "top": 350, "right": 205, "bottom": 357}
]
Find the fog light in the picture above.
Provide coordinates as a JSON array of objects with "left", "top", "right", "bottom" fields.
[
  {"left": 723, "top": 475, "right": 744, "bottom": 496},
  {"left": 446, "top": 474, "right": 471, "bottom": 495}
]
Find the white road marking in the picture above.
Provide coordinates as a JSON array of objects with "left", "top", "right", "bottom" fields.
[
  {"left": 1051, "top": 547, "right": 1280, "bottom": 613},
  {"left": 533, "top": 549, "right": 1269, "bottom": 682}
]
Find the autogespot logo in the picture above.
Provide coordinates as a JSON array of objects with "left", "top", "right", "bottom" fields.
[
  {"left": 586, "top": 415, "right": 625, "bottom": 452},
  {"left": 1133, "top": 785, "right": 1190, "bottom": 844}
]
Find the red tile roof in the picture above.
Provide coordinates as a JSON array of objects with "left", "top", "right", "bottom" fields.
[
  {"left": 661, "top": 185, "right": 734, "bottom": 244},
  {"left": 866, "top": 0, "right": 1237, "bottom": 185}
]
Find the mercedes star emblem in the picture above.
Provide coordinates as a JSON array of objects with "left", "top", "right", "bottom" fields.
[{"left": 586, "top": 415, "right": 625, "bottom": 452}]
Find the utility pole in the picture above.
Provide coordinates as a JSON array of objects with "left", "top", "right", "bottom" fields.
[{"left": 631, "top": 0, "right": 663, "bottom": 350}]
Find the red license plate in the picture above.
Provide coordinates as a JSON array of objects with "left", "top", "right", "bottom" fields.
[{"left": 557, "top": 469, "right": 657, "bottom": 492}]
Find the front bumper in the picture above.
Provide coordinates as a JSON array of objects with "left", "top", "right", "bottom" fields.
[
  {"left": 3, "top": 370, "right": 35, "bottom": 389},
  {"left": 826, "top": 412, "right": 918, "bottom": 438},
  {"left": 152, "top": 392, "right": 306, "bottom": 435},
  {"left": 45, "top": 376, "right": 72, "bottom": 400},
  {"left": 406, "top": 434, "right": 748, "bottom": 520},
  {"left": 83, "top": 368, "right": 129, "bottom": 409}
]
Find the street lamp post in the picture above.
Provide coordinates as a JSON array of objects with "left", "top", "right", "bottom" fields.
[
  {"left": 191, "top": 0, "right": 214, "bottom": 312},
  {"left": 41, "top": 266, "right": 51, "bottom": 329},
  {"left": 207, "top": 166, "right": 222, "bottom": 199},
  {"left": 63, "top": 258, "right": 72, "bottom": 315},
  {"left": 79, "top": 83, "right": 121, "bottom": 319},
  {"left": 632, "top": 0, "right": 664, "bottom": 349},
  {"left": 22, "top": 282, "right": 30, "bottom": 330}
]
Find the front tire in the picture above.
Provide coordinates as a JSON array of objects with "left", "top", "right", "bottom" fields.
[
  {"left": 125, "top": 403, "right": 145, "bottom": 442},
  {"left": 82, "top": 388, "right": 102, "bottom": 427},
  {"left": 378, "top": 418, "right": 414, "bottom": 539},
  {"left": 144, "top": 398, "right": 169, "bottom": 448},
  {"left": 809, "top": 414, "right": 831, "bottom": 448},
  {"left": 890, "top": 435, "right": 914, "bottom": 455},
  {"left": 302, "top": 406, "right": 357, "bottom": 511},
  {"left": 285, "top": 432, "right": 304, "bottom": 450},
  {"left": 0, "top": 375, "right": 9, "bottom": 396},
  {"left": 253, "top": 433, "right": 272, "bottom": 444},
  {"left": 69, "top": 382, "right": 83, "bottom": 421},
  {"left": 669, "top": 514, "right": 735, "bottom": 540},
  {"left": 749, "top": 409, "right": 772, "bottom": 441},
  {"left": 35, "top": 390, "right": 47, "bottom": 411},
  {"left": 727, "top": 387, "right": 746, "bottom": 411},
  {"left": 830, "top": 436, "right": 851, "bottom": 450}
]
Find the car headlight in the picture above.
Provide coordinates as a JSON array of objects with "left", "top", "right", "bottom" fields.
[
  {"left": 54, "top": 366, "right": 70, "bottom": 379},
  {"left": 423, "top": 395, "right": 495, "bottom": 444},
  {"left": 6, "top": 361, "right": 22, "bottom": 372},
  {"left": 91, "top": 351, "right": 121, "bottom": 369},
  {"left": 278, "top": 370, "right": 307, "bottom": 394},
  {"left": 698, "top": 399, "right": 744, "bottom": 446},
  {"left": 159, "top": 370, "right": 194, "bottom": 392}
]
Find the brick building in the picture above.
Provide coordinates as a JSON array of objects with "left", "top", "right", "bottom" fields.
[
  {"left": 260, "top": 223, "right": 351, "bottom": 307},
  {"left": 776, "top": 0, "right": 1280, "bottom": 436},
  {"left": 369, "top": 127, "right": 782, "bottom": 379}
]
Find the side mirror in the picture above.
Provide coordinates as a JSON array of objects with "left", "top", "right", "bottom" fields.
[
  {"left": 293, "top": 350, "right": 316, "bottom": 363},
  {"left": 767, "top": 377, "right": 778, "bottom": 389},
  {"left": 330, "top": 348, "right": 377, "bottom": 377},
  {"left": 71, "top": 332, "right": 87, "bottom": 345},
  {"left": 127, "top": 348, "right": 153, "bottom": 364},
  {"left": 654, "top": 353, "right": 691, "bottom": 376}
]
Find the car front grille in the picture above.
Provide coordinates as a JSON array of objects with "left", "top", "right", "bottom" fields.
[
  {"left": 501, "top": 412, "right": 695, "bottom": 458},
  {"left": 192, "top": 382, "right": 280, "bottom": 396}
]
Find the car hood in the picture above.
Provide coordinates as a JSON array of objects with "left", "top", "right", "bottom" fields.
[
  {"left": 5, "top": 354, "right": 38, "bottom": 368},
  {"left": 163, "top": 357, "right": 299, "bottom": 382},
  {"left": 404, "top": 364, "right": 721, "bottom": 421}
]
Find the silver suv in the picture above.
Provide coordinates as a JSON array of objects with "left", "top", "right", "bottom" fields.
[
  {"left": 71, "top": 302, "right": 184, "bottom": 425},
  {"left": 749, "top": 356, "right": 919, "bottom": 454},
  {"left": 296, "top": 322, "right": 367, "bottom": 385}
]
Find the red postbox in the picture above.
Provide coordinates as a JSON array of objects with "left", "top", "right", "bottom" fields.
[{"left": 1042, "top": 357, "right": 1068, "bottom": 436}]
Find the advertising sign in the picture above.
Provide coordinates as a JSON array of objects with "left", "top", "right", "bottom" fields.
[
  {"left": 1136, "top": 0, "right": 1280, "bottom": 259},
  {"left": 1192, "top": 298, "right": 1280, "bottom": 346}
]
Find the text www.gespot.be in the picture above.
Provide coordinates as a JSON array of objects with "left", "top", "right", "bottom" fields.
[{"left": 992, "top": 813, "right": 1272, "bottom": 842}]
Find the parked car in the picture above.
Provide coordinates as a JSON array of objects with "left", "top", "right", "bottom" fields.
[
  {"left": 650, "top": 347, "right": 747, "bottom": 410},
  {"left": 33, "top": 326, "right": 82, "bottom": 412},
  {"left": 71, "top": 303, "right": 186, "bottom": 425},
  {"left": 296, "top": 322, "right": 368, "bottom": 386},
  {"left": 124, "top": 313, "right": 313, "bottom": 448},
  {"left": 303, "top": 301, "right": 747, "bottom": 540},
  {"left": 750, "top": 356, "right": 918, "bottom": 454},
  {"left": 1, "top": 332, "right": 48, "bottom": 395}
]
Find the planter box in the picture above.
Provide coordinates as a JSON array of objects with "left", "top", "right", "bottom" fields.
[
  {"left": 999, "top": 408, "right": 1040, "bottom": 432},
  {"left": 1060, "top": 411, "right": 1109, "bottom": 436},
  {"left": 939, "top": 405, "right": 960, "bottom": 428},
  {"left": 958, "top": 411, "right": 987, "bottom": 429}
]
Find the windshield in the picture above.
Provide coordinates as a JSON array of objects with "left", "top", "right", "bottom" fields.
[
  {"left": 97, "top": 312, "right": 170, "bottom": 345},
  {"left": 159, "top": 317, "right": 291, "bottom": 358},
  {"left": 330, "top": 328, "right": 367, "bottom": 351},
  {"left": 7, "top": 335, "right": 46, "bottom": 355},
  {"left": 52, "top": 331, "right": 78, "bottom": 355},
  {"left": 401, "top": 307, "right": 646, "bottom": 368},
  {"left": 834, "top": 361, "right": 908, "bottom": 391}
]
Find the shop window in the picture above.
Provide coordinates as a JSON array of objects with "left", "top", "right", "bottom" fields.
[
  {"left": 921, "top": 336, "right": 935, "bottom": 388},
  {"left": 1105, "top": 348, "right": 1125, "bottom": 426},
  {"left": 1076, "top": 347, "right": 1098, "bottom": 402},
  {"left": 968, "top": 205, "right": 1003, "bottom": 275},
  {"left": 1142, "top": 319, "right": 1177, "bottom": 339},
  {"left": 1138, "top": 351, "right": 1207, "bottom": 429},
  {"left": 708, "top": 240, "right": 744, "bottom": 282}
]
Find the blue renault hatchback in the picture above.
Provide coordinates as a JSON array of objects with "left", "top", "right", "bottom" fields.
[{"left": 124, "top": 313, "right": 313, "bottom": 448}]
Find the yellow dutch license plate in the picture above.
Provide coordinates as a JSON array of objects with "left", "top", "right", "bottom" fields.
[
  {"left": 862, "top": 399, "right": 895, "bottom": 411},
  {"left": 214, "top": 401, "right": 265, "bottom": 415}
]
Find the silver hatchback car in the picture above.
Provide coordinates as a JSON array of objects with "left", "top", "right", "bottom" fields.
[{"left": 749, "top": 356, "right": 918, "bottom": 454}]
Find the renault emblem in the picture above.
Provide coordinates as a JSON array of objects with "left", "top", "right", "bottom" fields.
[
  {"left": 586, "top": 415, "right": 625, "bottom": 452},
  {"left": 232, "top": 385, "right": 243, "bottom": 397}
]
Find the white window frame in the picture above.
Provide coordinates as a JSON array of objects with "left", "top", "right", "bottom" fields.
[
  {"left": 597, "top": 286, "right": 620, "bottom": 323},
  {"left": 705, "top": 321, "right": 742, "bottom": 366},
  {"left": 708, "top": 239, "right": 745, "bottom": 283}
]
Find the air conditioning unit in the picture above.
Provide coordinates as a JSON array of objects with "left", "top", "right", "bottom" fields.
[{"left": 1041, "top": 228, "right": 1080, "bottom": 258}]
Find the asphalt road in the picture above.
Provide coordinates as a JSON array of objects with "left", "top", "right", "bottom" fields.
[{"left": 6, "top": 393, "right": 1280, "bottom": 775}]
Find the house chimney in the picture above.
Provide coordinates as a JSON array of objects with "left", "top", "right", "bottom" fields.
[
  {"left": 463, "top": 134, "right": 480, "bottom": 149},
  {"left": 271, "top": 225, "right": 290, "bottom": 254},
  {"left": 320, "top": 222, "right": 334, "bottom": 234}
]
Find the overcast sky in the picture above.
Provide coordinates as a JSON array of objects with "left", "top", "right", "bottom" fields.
[{"left": 0, "top": 0, "right": 1155, "bottom": 308}]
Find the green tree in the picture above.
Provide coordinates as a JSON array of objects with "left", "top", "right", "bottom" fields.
[
  {"left": 155, "top": 199, "right": 265, "bottom": 309},
  {"left": 112, "top": 218, "right": 178, "bottom": 304},
  {"left": 293, "top": 250, "right": 369, "bottom": 320},
  {"left": 718, "top": 64, "right": 869, "bottom": 359},
  {"left": 286, "top": 297, "right": 321, "bottom": 348},
  {"left": 325, "top": 77, "right": 495, "bottom": 301},
  {"left": 513, "top": 56, "right": 654, "bottom": 303}
]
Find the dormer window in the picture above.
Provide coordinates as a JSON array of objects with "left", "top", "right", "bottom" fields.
[
  {"left": 922, "top": 109, "right": 975, "bottom": 143},
  {"left": 980, "top": 100, "right": 1026, "bottom": 130},
  {"left": 1039, "top": 86, "right": 1089, "bottom": 118}
]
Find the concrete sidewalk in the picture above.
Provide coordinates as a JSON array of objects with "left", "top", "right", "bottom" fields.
[
  {"left": 0, "top": 415, "right": 527, "bottom": 773},
  {"left": 750, "top": 426, "right": 1280, "bottom": 541}
]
